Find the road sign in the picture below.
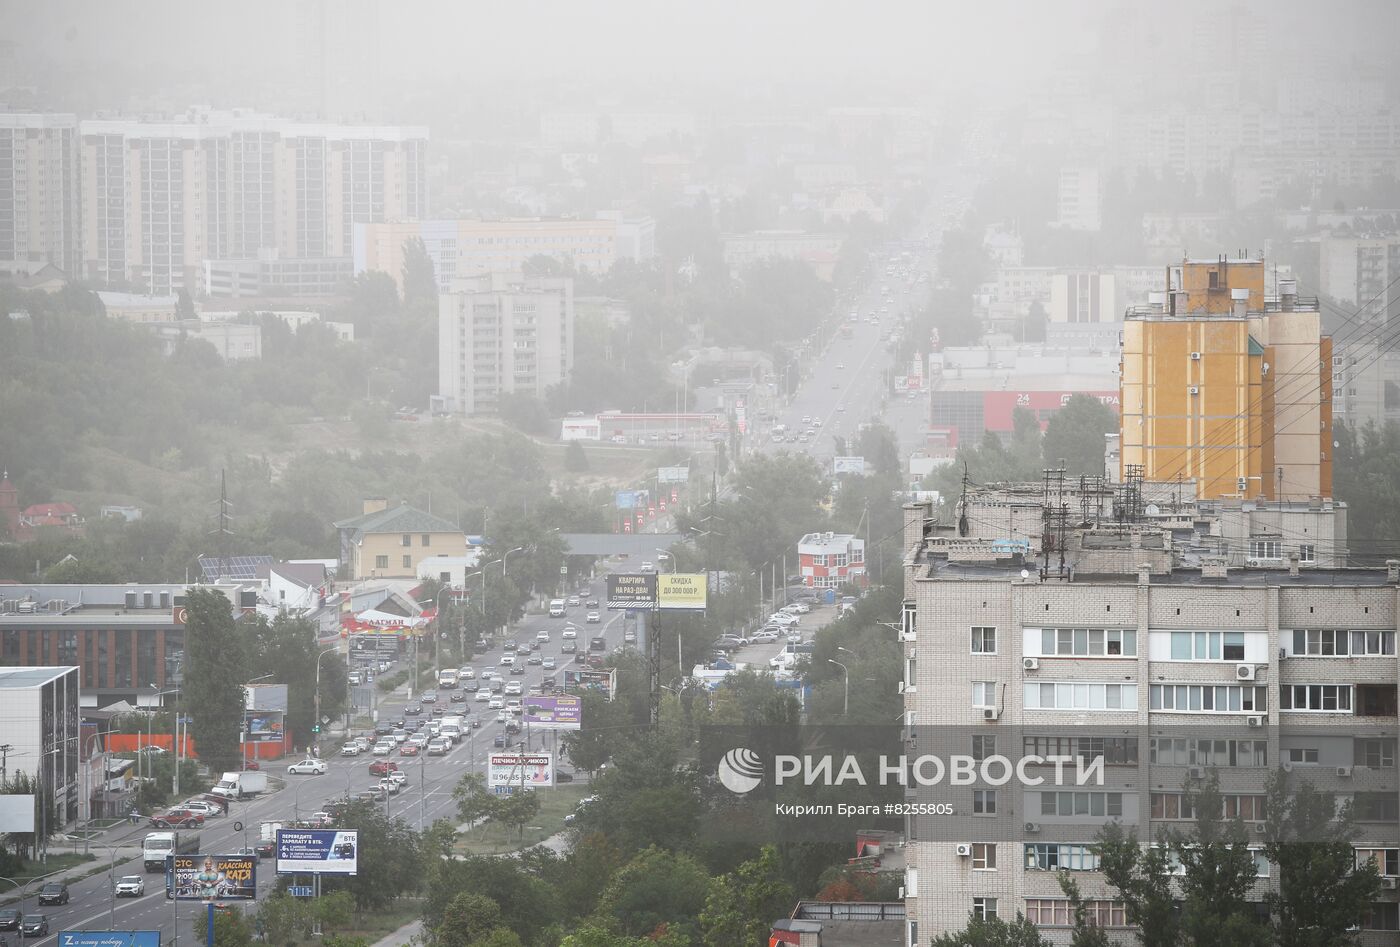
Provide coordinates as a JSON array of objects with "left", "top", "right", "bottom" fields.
[
  {"left": 60, "top": 934, "right": 161, "bottom": 947},
  {"left": 288, "top": 886, "right": 314, "bottom": 898},
  {"left": 492, "top": 786, "right": 514, "bottom": 796}
]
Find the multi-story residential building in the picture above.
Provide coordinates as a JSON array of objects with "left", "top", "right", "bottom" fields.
[
  {"left": 1049, "top": 272, "right": 1116, "bottom": 324},
  {"left": 796, "top": 532, "right": 866, "bottom": 589},
  {"left": 1331, "top": 340, "right": 1400, "bottom": 431},
  {"left": 1055, "top": 168, "right": 1101, "bottom": 232},
  {"left": 334, "top": 498, "right": 470, "bottom": 580},
  {"left": 0, "top": 112, "right": 81, "bottom": 272},
  {"left": 1120, "top": 258, "right": 1332, "bottom": 500},
  {"left": 356, "top": 216, "right": 654, "bottom": 292},
  {"left": 721, "top": 231, "right": 844, "bottom": 281},
  {"left": 898, "top": 499, "right": 1398, "bottom": 945},
  {"left": 77, "top": 110, "right": 426, "bottom": 294},
  {"left": 0, "top": 584, "right": 252, "bottom": 706},
  {"left": 0, "top": 666, "right": 81, "bottom": 828},
  {"left": 436, "top": 271, "right": 575, "bottom": 416},
  {"left": 95, "top": 291, "right": 180, "bottom": 324},
  {"left": 1320, "top": 233, "right": 1400, "bottom": 328}
]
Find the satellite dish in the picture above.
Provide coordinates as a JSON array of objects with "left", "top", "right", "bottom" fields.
[
  {"left": 1020, "top": 569, "right": 1029, "bottom": 579},
  {"left": 1145, "top": 503, "right": 1160, "bottom": 516}
]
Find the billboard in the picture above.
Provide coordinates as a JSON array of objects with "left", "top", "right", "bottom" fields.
[
  {"left": 60, "top": 934, "right": 161, "bottom": 947},
  {"left": 832, "top": 456, "right": 866, "bottom": 475},
  {"left": 563, "top": 668, "right": 617, "bottom": 699},
  {"left": 657, "top": 573, "right": 707, "bottom": 611},
  {"left": 522, "top": 695, "right": 581, "bottom": 730},
  {"left": 0, "top": 794, "right": 36, "bottom": 833},
  {"left": 488, "top": 752, "right": 554, "bottom": 788},
  {"left": 614, "top": 490, "right": 641, "bottom": 510},
  {"left": 167, "top": 855, "right": 256, "bottom": 901},
  {"left": 606, "top": 573, "right": 657, "bottom": 609},
  {"left": 657, "top": 466, "right": 690, "bottom": 483},
  {"left": 275, "top": 829, "right": 359, "bottom": 875}
]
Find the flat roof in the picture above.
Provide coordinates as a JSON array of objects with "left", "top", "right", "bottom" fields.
[
  {"left": 0, "top": 666, "right": 78, "bottom": 688},
  {"left": 917, "top": 558, "right": 1394, "bottom": 588}
]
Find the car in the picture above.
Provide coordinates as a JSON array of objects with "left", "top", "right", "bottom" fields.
[
  {"left": 812, "top": 419, "right": 822, "bottom": 427},
  {"left": 474, "top": 690, "right": 490, "bottom": 702},
  {"left": 390, "top": 729, "right": 409, "bottom": 744},
  {"left": 399, "top": 743, "right": 419, "bottom": 757},
  {"left": 449, "top": 690, "right": 466, "bottom": 703},
  {"left": 543, "top": 675, "right": 557, "bottom": 689},
  {"left": 432, "top": 705, "right": 446, "bottom": 716},
  {"left": 526, "top": 653, "right": 542, "bottom": 665},
  {"left": 374, "top": 722, "right": 395, "bottom": 737},
  {"left": 493, "top": 734, "right": 506, "bottom": 748},
  {"left": 421, "top": 691, "right": 438, "bottom": 703},
  {"left": 356, "top": 788, "right": 386, "bottom": 804},
  {"left": 114, "top": 875, "right": 145, "bottom": 898},
  {"left": 505, "top": 720, "right": 521, "bottom": 734},
  {"left": 462, "top": 680, "right": 479, "bottom": 692},
  {"left": 288, "top": 758, "right": 328, "bottom": 775},
  {"left": 586, "top": 611, "right": 601, "bottom": 623},
  {"left": 561, "top": 640, "right": 577, "bottom": 653},
  {"left": 566, "top": 596, "right": 580, "bottom": 607},
  {"left": 179, "top": 800, "right": 220, "bottom": 817},
  {"left": 783, "top": 602, "right": 811, "bottom": 614},
  {"left": 19, "top": 916, "right": 47, "bottom": 938},
  {"left": 504, "top": 681, "right": 522, "bottom": 696},
  {"left": 368, "top": 760, "right": 398, "bottom": 777},
  {"left": 0, "top": 909, "right": 20, "bottom": 931},
  {"left": 308, "top": 811, "right": 334, "bottom": 827},
  {"left": 378, "top": 777, "right": 402, "bottom": 796},
  {"left": 353, "top": 736, "right": 372, "bottom": 752},
  {"left": 836, "top": 363, "right": 845, "bottom": 370},
  {"left": 518, "top": 640, "right": 534, "bottom": 654},
  {"left": 506, "top": 699, "right": 522, "bottom": 715},
  {"left": 801, "top": 415, "right": 811, "bottom": 424},
  {"left": 495, "top": 710, "right": 508, "bottom": 724},
  {"left": 37, "top": 883, "right": 68, "bottom": 906},
  {"left": 831, "top": 381, "right": 841, "bottom": 389},
  {"left": 340, "top": 742, "right": 362, "bottom": 757},
  {"left": 150, "top": 809, "right": 204, "bottom": 829},
  {"left": 408, "top": 732, "right": 429, "bottom": 747},
  {"left": 752, "top": 631, "right": 780, "bottom": 643},
  {"left": 499, "top": 654, "right": 515, "bottom": 667},
  {"left": 561, "top": 628, "right": 577, "bottom": 639},
  {"left": 536, "top": 629, "right": 550, "bottom": 642},
  {"left": 404, "top": 704, "right": 422, "bottom": 715},
  {"left": 488, "top": 698, "right": 504, "bottom": 710},
  {"left": 371, "top": 741, "right": 394, "bottom": 756},
  {"left": 555, "top": 770, "right": 575, "bottom": 783},
  {"left": 255, "top": 840, "right": 276, "bottom": 859},
  {"left": 387, "top": 771, "right": 408, "bottom": 789},
  {"left": 836, "top": 405, "right": 846, "bottom": 412},
  {"left": 585, "top": 598, "right": 599, "bottom": 608},
  {"left": 510, "top": 663, "right": 525, "bottom": 675},
  {"left": 459, "top": 667, "right": 476, "bottom": 680},
  {"left": 426, "top": 739, "right": 448, "bottom": 756},
  {"left": 542, "top": 657, "right": 556, "bottom": 670}
]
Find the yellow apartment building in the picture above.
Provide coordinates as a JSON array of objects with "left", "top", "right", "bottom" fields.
[{"left": 334, "top": 498, "right": 469, "bottom": 580}]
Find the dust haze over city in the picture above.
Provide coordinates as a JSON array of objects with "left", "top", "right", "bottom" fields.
[{"left": 2, "top": 1, "right": 1400, "bottom": 945}]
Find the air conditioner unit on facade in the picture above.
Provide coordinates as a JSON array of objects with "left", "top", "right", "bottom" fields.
[
  {"left": 1382, "top": 877, "right": 1398, "bottom": 890},
  {"left": 1246, "top": 558, "right": 1262, "bottom": 567},
  {"left": 1023, "top": 657, "right": 1040, "bottom": 671},
  {"left": 1282, "top": 762, "right": 1293, "bottom": 773},
  {"left": 1188, "top": 386, "right": 1200, "bottom": 395},
  {"left": 1188, "top": 767, "right": 1204, "bottom": 779},
  {"left": 1236, "top": 664, "right": 1255, "bottom": 681},
  {"left": 983, "top": 707, "right": 1000, "bottom": 722},
  {"left": 1278, "top": 647, "right": 1288, "bottom": 661},
  {"left": 956, "top": 844, "right": 972, "bottom": 857},
  {"left": 1336, "top": 766, "right": 1352, "bottom": 778},
  {"left": 1254, "top": 823, "right": 1267, "bottom": 834},
  {"left": 1024, "top": 822, "right": 1040, "bottom": 834},
  {"left": 1247, "top": 716, "right": 1264, "bottom": 728}
]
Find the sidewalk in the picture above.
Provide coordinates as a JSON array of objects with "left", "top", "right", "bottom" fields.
[{"left": 370, "top": 919, "right": 422, "bottom": 947}]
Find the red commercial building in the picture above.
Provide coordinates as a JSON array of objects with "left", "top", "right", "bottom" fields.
[{"left": 797, "top": 532, "right": 866, "bottom": 589}]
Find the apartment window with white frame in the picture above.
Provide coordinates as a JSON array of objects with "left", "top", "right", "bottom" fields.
[
  {"left": 1168, "top": 631, "right": 1245, "bottom": 661},
  {"left": 972, "top": 897, "right": 998, "bottom": 920},
  {"left": 971, "top": 843, "right": 996, "bottom": 870},
  {"left": 1299, "top": 544, "right": 1316, "bottom": 563},
  {"left": 1039, "top": 628, "right": 1135, "bottom": 657},
  {"left": 1284, "top": 748, "right": 1319, "bottom": 764},
  {"left": 973, "top": 790, "right": 997, "bottom": 815},
  {"left": 1357, "top": 848, "right": 1399, "bottom": 876},
  {"left": 1025, "top": 843, "right": 1100, "bottom": 872},
  {"left": 1280, "top": 684, "right": 1352, "bottom": 712},
  {"left": 1024, "top": 682, "right": 1137, "bottom": 710},
  {"left": 1150, "top": 684, "right": 1267, "bottom": 713},
  {"left": 971, "top": 681, "right": 997, "bottom": 708},
  {"left": 1292, "top": 629, "right": 1396, "bottom": 656},
  {"left": 1249, "top": 539, "right": 1281, "bottom": 560},
  {"left": 1040, "top": 791, "right": 1123, "bottom": 818},
  {"left": 971, "top": 626, "right": 997, "bottom": 654},
  {"left": 903, "top": 652, "right": 916, "bottom": 693}
]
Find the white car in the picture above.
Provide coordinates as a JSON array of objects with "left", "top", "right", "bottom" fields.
[
  {"left": 386, "top": 770, "right": 408, "bottom": 787},
  {"left": 287, "top": 758, "right": 328, "bottom": 776},
  {"left": 504, "top": 681, "right": 522, "bottom": 696},
  {"left": 371, "top": 742, "right": 394, "bottom": 756},
  {"left": 586, "top": 611, "right": 601, "bottom": 623},
  {"left": 507, "top": 699, "right": 523, "bottom": 715},
  {"left": 340, "top": 743, "right": 362, "bottom": 757},
  {"left": 561, "top": 628, "right": 577, "bottom": 639},
  {"left": 536, "top": 630, "right": 550, "bottom": 642},
  {"left": 752, "top": 631, "right": 780, "bottom": 643},
  {"left": 782, "top": 603, "right": 810, "bottom": 614},
  {"left": 179, "top": 801, "right": 220, "bottom": 817},
  {"left": 408, "top": 733, "right": 429, "bottom": 747},
  {"left": 474, "top": 690, "right": 491, "bottom": 702},
  {"left": 768, "top": 613, "right": 798, "bottom": 626},
  {"left": 459, "top": 667, "right": 475, "bottom": 680},
  {"left": 114, "top": 875, "right": 145, "bottom": 898},
  {"left": 488, "top": 698, "right": 504, "bottom": 710}
]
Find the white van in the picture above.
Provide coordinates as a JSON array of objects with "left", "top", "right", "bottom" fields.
[{"left": 549, "top": 599, "right": 566, "bottom": 617}]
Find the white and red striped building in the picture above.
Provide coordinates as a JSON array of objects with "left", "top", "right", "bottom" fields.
[{"left": 797, "top": 532, "right": 866, "bottom": 589}]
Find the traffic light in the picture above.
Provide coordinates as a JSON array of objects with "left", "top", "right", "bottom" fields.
[{"left": 311, "top": 724, "right": 321, "bottom": 734}]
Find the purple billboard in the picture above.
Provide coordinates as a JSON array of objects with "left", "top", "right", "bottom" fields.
[{"left": 522, "top": 695, "right": 582, "bottom": 730}]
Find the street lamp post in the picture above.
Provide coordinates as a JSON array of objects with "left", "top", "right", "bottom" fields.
[
  {"left": 462, "top": 570, "right": 484, "bottom": 660},
  {"left": 313, "top": 646, "right": 341, "bottom": 754},
  {"left": 827, "top": 659, "right": 849, "bottom": 716},
  {"left": 496, "top": 548, "right": 523, "bottom": 639}
]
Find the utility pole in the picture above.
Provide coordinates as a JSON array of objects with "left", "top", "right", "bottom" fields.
[{"left": 0, "top": 743, "right": 11, "bottom": 781}]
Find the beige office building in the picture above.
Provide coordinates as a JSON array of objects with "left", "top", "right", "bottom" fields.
[{"left": 0, "top": 113, "right": 81, "bottom": 273}]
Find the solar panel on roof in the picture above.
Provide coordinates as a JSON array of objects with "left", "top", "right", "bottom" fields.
[{"left": 198, "top": 555, "right": 274, "bottom": 581}]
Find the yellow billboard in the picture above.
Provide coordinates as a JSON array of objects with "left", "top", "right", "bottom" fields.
[{"left": 657, "top": 573, "right": 707, "bottom": 611}]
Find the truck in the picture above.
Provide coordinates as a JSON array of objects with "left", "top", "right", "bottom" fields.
[
  {"left": 437, "top": 668, "right": 459, "bottom": 689},
  {"left": 211, "top": 770, "right": 269, "bottom": 800},
  {"left": 143, "top": 831, "right": 200, "bottom": 873},
  {"left": 439, "top": 715, "right": 464, "bottom": 743}
]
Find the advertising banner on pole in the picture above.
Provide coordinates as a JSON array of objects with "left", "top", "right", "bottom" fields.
[
  {"left": 563, "top": 668, "right": 617, "bottom": 699},
  {"left": 606, "top": 573, "right": 657, "bottom": 609},
  {"left": 657, "top": 573, "right": 708, "bottom": 611},
  {"left": 614, "top": 491, "right": 641, "bottom": 510},
  {"left": 167, "top": 855, "right": 256, "bottom": 900},
  {"left": 275, "top": 829, "right": 360, "bottom": 875},
  {"left": 522, "top": 695, "right": 581, "bottom": 730},
  {"left": 657, "top": 466, "right": 690, "bottom": 483},
  {"left": 832, "top": 456, "right": 866, "bottom": 475},
  {"left": 488, "top": 752, "right": 554, "bottom": 788}
]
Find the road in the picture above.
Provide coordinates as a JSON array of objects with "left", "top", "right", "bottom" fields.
[{"left": 9, "top": 577, "right": 635, "bottom": 945}]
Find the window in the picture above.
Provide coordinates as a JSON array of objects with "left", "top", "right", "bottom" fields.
[
  {"left": 1024, "top": 682, "right": 1137, "bottom": 710},
  {"left": 1249, "top": 539, "right": 1281, "bottom": 560},
  {"left": 1168, "top": 631, "right": 1246, "bottom": 661},
  {"left": 1356, "top": 793, "right": 1400, "bottom": 822},
  {"left": 421, "top": 534, "right": 431, "bottom": 547},
  {"left": 1151, "top": 792, "right": 1266, "bottom": 821},
  {"left": 904, "top": 652, "right": 916, "bottom": 693},
  {"left": 1040, "top": 792, "right": 1123, "bottom": 818},
  {"left": 972, "top": 843, "right": 996, "bottom": 870},
  {"left": 971, "top": 735, "right": 996, "bottom": 762},
  {"left": 972, "top": 681, "right": 997, "bottom": 708},
  {"left": 402, "top": 555, "right": 412, "bottom": 569},
  {"left": 1150, "top": 684, "right": 1266, "bottom": 713},
  {"left": 1351, "top": 630, "right": 1397, "bottom": 655},
  {"left": 971, "top": 626, "right": 997, "bottom": 654},
  {"left": 1356, "top": 684, "right": 1398, "bottom": 717},
  {"left": 1284, "top": 748, "right": 1319, "bottom": 764},
  {"left": 1025, "top": 735, "right": 1139, "bottom": 765},
  {"left": 1280, "top": 684, "right": 1352, "bottom": 712},
  {"left": 1355, "top": 738, "right": 1396, "bottom": 768},
  {"left": 1362, "top": 903, "right": 1399, "bottom": 931},
  {"left": 1025, "top": 844, "right": 1100, "bottom": 872},
  {"left": 973, "top": 790, "right": 997, "bottom": 815},
  {"left": 401, "top": 533, "right": 412, "bottom": 547},
  {"left": 972, "top": 898, "right": 998, "bottom": 921},
  {"left": 1357, "top": 848, "right": 1399, "bottom": 877},
  {"left": 1162, "top": 847, "right": 1269, "bottom": 878},
  {"left": 1025, "top": 899, "right": 1127, "bottom": 928},
  {"left": 1039, "top": 628, "right": 1135, "bottom": 657},
  {"left": 374, "top": 555, "right": 389, "bottom": 570},
  {"left": 1298, "top": 544, "right": 1316, "bottom": 563}
]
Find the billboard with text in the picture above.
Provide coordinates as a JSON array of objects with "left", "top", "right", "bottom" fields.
[
  {"left": 488, "top": 752, "right": 554, "bottom": 788},
  {"left": 522, "top": 695, "right": 582, "bottom": 730},
  {"left": 276, "top": 829, "right": 359, "bottom": 875},
  {"left": 657, "top": 573, "right": 707, "bottom": 611},
  {"left": 563, "top": 668, "right": 617, "bottom": 699},
  {"left": 606, "top": 573, "right": 656, "bottom": 609},
  {"left": 167, "top": 855, "right": 256, "bottom": 901}
]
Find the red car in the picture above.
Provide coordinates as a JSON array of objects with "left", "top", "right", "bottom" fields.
[
  {"left": 368, "top": 760, "right": 398, "bottom": 777},
  {"left": 399, "top": 744, "right": 419, "bottom": 757},
  {"left": 150, "top": 809, "right": 205, "bottom": 829}
]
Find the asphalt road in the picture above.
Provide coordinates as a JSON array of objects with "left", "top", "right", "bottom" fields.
[{"left": 10, "top": 576, "right": 636, "bottom": 944}]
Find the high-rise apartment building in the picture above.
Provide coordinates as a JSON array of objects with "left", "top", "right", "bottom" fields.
[
  {"left": 1120, "top": 258, "right": 1332, "bottom": 500},
  {"left": 0, "top": 112, "right": 81, "bottom": 272},
  {"left": 436, "top": 272, "right": 575, "bottom": 416},
  {"left": 1320, "top": 233, "right": 1400, "bottom": 328},
  {"left": 75, "top": 111, "right": 427, "bottom": 294},
  {"left": 898, "top": 499, "right": 1398, "bottom": 945}
]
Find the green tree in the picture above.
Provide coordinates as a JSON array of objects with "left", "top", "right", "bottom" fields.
[
  {"left": 497, "top": 391, "right": 551, "bottom": 436},
  {"left": 929, "top": 913, "right": 1051, "bottom": 947},
  {"left": 1058, "top": 874, "right": 1112, "bottom": 947},
  {"left": 1041, "top": 394, "right": 1116, "bottom": 476},
  {"left": 434, "top": 892, "right": 506, "bottom": 946},
  {"left": 319, "top": 798, "right": 422, "bottom": 912},
  {"left": 595, "top": 846, "right": 710, "bottom": 939},
  {"left": 246, "top": 613, "right": 346, "bottom": 745},
  {"left": 1263, "top": 771, "right": 1381, "bottom": 947},
  {"left": 1093, "top": 821, "right": 1181, "bottom": 947},
  {"left": 699, "top": 844, "right": 794, "bottom": 946},
  {"left": 564, "top": 439, "right": 590, "bottom": 473},
  {"left": 400, "top": 236, "right": 438, "bottom": 308},
  {"left": 195, "top": 909, "right": 254, "bottom": 947},
  {"left": 490, "top": 788, "right": 541, "bottom": 842},
  {"left": 854, "top": 422, "right": 901, "bottom": 479},
  {"left": 182, "top": 587, "right": 249, "bottom": 772},
  {"left": 454, "top": 772, "right": 496, "bottom": 831}
]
